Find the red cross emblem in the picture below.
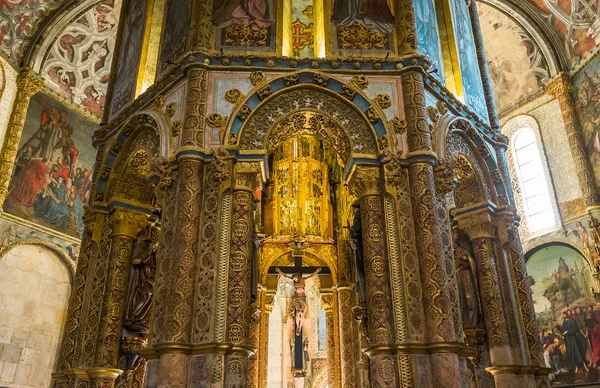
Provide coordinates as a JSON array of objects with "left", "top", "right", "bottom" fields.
[{"left": 291, "top": 19, "right": 313, "bottom": 56}]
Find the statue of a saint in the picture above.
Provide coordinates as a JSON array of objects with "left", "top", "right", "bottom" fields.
[
  {"left": 276, "top": 267, "right": 321, "bottom": 336},
  {"left": 124, "top": 223, "right": 159, "bottom": 332},
  {"left": 349, "top": 202, "right": 367, "bottom": 305},
  {"left": 452, "top": 227, "right": 481, "bottom": 330}
]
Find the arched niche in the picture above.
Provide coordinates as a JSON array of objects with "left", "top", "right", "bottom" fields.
[
  {"left": 224, "top": 71, "right": 392, "bottom": 166},
  {"left": 96, "top": 113, "right": 164, "bottom": 208},
  {"left": 0, "top": 244, "right": 72, "bottom": 387},
  {"left": 437, "top": 118, "right": 504, "bottom": 206}
]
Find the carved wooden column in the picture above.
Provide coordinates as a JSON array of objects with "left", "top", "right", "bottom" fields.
[
  {"left": 151, "top": 155, "right": 203, "bottom": 387},
  {"left": 320, "top": 292, "right": 338, "bottom": 388},
  {"left": 498, "top": 211, "right": 548, "bottom": 385},
  {"left": 455, "top": 210, "right": 520, "bottom": 386},
  {"left": 224, "top": 163, "right": 259, "bottom": 386},
  {"left": 335, "top": 285, "right": 359, "bottom": 388},
  {"left": 98, "top": 210, "right": 147, "bottom": 359},
  {"left": 53, "top": 208, "right": 102, "bottom": 387},
  {"left": 546, "top": 74, "right": 598, "bottom": 207},
  {"left": 403, "top": 69, "right": 462, "bottom": 386},
  {"left": 348, "top": 166, "right": 400, "bottom": 387},
  {"left": 0, "top": 70, "right": 43, "bottom": 208}
]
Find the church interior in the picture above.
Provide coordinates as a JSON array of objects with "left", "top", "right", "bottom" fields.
[{"left": 3, "top": 0, "right": 600, "bottom": 387}]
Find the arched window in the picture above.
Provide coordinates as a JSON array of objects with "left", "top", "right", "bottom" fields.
[{"left": 512, "top": 128, "right": 556, "bottom": 234}]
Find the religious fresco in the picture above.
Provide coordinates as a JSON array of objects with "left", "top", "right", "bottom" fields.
[
  {"left": 478, "top": 3, "right": 549, "bottom": 114},
  {"left": 448, "top": 0, "right": 488, "bottom": 123},
  {"left": 574, "top": 55, "right": 600, "bottom": 188},
  {"left": 527, "top": 244, "right": 600, "bottom": 386},
  {"left": 158, "top": 0, "right": 191, "bottom": 74},
  {"left": 109, "top": 0, "right": 149, "bottom": 118},
  {"left": 528, "top": 0, "right": 598, "bottom": 61},
  {"left": 330, "top": 0, "right": 394, "bottom": 53},
  {"left": 415, "top": 0, "right": 444, "bottom": 84},
  {"left": 3, "top": 93, "right": 96, "bottom": 239},
  {"left": 213, "top": 0, "right": 277, "bottom": 51}
]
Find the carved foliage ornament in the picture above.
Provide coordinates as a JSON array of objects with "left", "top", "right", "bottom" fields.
[{"left": 238, "top": 88, "right": 377, "bottom": 156}]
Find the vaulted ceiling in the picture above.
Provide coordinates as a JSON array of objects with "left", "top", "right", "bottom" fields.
[
  {"left": 0, "top": 0, "right": 598, "bottom": 117},
  {"left": 0, "top": 0, "right": 121, "bottom": 117}
]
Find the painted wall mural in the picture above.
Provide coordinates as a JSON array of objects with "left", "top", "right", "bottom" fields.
[
  {"left": 3, "top": 93, "right": 97, "bottom": 239},
  {"left": 478, "top": 3, "right": 550, "bottom": 114},
  {"left": 330, "top": 0, "right": 394, "bottom": 53},
  {"left": 158, "top": 0, "right": 191, "bottom": 74},
  {"left": 527, "top": 244, "right": 600, "bottom": 386},
  {"left": 213, "top": 0, "right": 277, "bottom": 51},
  {"left": 528, "top": 0, "right": 598, "bottom": 61},
  {"left": 0, "top": 0, "right": 64, "bottom": 63},
  {"left": 109, "top": 0, "right": 149, "bottom": 118},
  {"left": 448, "top": 0, "right": 488, "bottom": 123},
  {"left": 41, "top": 0, "right": 121, "bottom": 118},
  {"left": 415, "top": 0, "right": 444, "bottom": 84},
  {"left": 573, "top": 53, "right": 600, "bottom": 188}
]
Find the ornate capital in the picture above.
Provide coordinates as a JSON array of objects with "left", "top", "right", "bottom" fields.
[
  {"left": 320, "top": 293, "right": 334, "bottom": 313},
  {"left": 347, "top": 167, "right": 381, "bottom": 199},
  {"left": 434, "top": 160, "right": 457, "bottom": 196},
  {"left": 16, "top": 70, "right": 43, "bottom": 97},
  {"left": 454, "top": 208, "right": 495, "bottom": 240},
  {"left": 109, "top": 211, "right": 147, "bottom": 238},
  {"left": 234, "top": 162, "right": 260, "bottom": 192},
  {"left": 545, "top": 74, "right": 571, "bottom": 99}
]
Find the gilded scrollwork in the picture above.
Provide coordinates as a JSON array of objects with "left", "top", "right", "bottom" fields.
[{"left": 238, "top": 88, "right": 378, "bottom": 157}]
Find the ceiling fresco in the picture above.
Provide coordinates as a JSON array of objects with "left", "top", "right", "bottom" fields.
[
  {"left": 528, "top": 0, "right": 599, "bottom": 61},
  {"left": 479, "top": 2, "right": 550, "bottom": 113},
  {"left": 40, "top": 0, "right": 120, "bottom": 117},
  {"left": 0, "top": 0, "right": 64, "bottom": 63}
]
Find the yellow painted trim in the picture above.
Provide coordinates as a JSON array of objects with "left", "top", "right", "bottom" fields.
[
  {"left": 313, "top": 0, "right": 326, "bottom": 58},
  {"left": 282, "top": 0, "right": 293, "bottom": 57}
]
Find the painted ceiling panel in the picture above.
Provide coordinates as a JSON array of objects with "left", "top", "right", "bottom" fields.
[
  {"left": 40, "top": 0, "right": 121, "bottom": 117},
  {"left": 0, "top": 0, "right": 65, "bottom": 63},
  {"left": 479, "top": 3, "right": 550, "bottom": 113}
]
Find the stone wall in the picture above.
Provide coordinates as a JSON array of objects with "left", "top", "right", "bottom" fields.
[{"left": 0, "top": 244, "right": 71, "bottom": 388}]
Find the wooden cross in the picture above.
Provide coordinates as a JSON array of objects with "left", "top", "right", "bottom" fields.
[
  {"left": 267, "top": 255, "right": 331, "bottom": 276},
  {"left": 268, "top": 253, "right": 329, "bottom": 373}
]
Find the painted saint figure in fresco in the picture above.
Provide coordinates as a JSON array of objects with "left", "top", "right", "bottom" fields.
[
  {"left": 213, "top": 0, "right": 275, "bottom": 30},
  {"left": 5, "top": 94, "right": 94, "bottom": 239},
  {"left": 557, "top": 311, "right": 589, "bottom": 374},
  {"left": 332, "top": 0, "right": 395, "bottom": 34}
]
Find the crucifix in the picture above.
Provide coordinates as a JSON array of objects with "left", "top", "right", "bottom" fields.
[{"left": 268, "top": 254, "right": 330, "bottom": 373}]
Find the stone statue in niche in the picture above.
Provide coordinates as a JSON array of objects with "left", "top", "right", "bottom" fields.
[
  {"left": 124, "top": 212, "right": 161, "bottom": 332},
  {"left": 452, "top": 226, "right": 482, "bottom": 330},
  {"left": 349, "top": 202, "right": 367, "bottom": 305}
]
